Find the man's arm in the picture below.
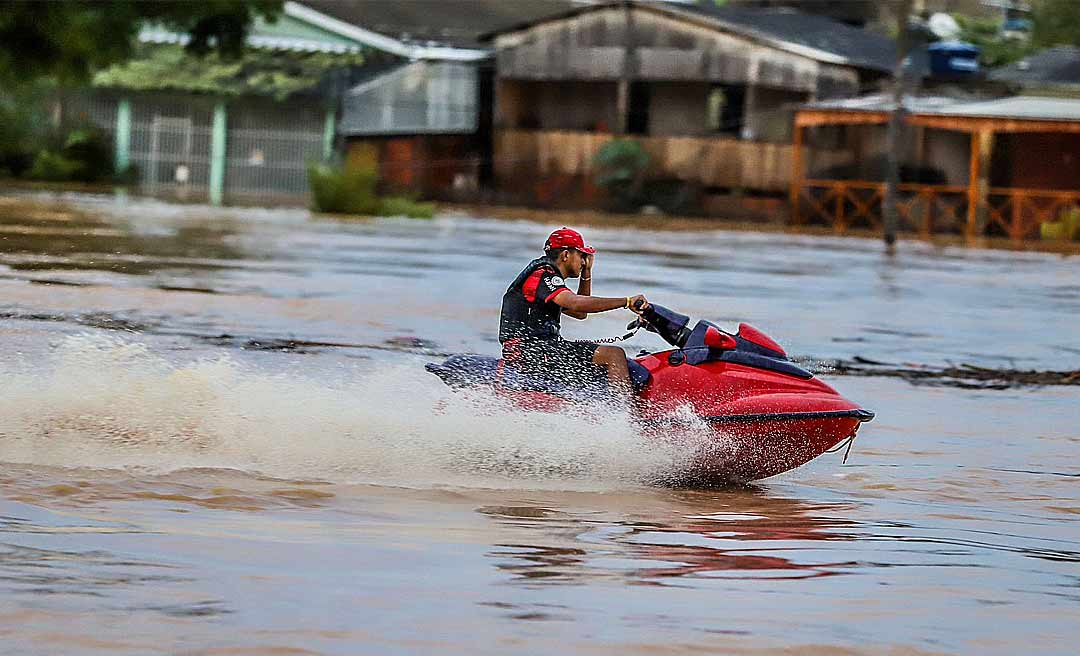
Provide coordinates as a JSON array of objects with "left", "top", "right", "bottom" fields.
[
  {"left": 562, "top": 256, "right": 593, "bottom": 320},
  {"left": 554, "top": 292, "right": 647, "bottom": 316}
]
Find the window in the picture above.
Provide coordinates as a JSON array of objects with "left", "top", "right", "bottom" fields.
[{"left": 707, "top": 85, "right": 746, "bottom": 137}]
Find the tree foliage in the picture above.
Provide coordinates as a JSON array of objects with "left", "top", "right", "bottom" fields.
[
  {"left": 0, "top": 0, "right": 283, "bottom": 85},
  {"left": 953, "top": 0, "right": 1080, "bottom": 68},
  {"left": 94, "top": 45, "right": 364, "bottom": 101},
  {"left": 953, "top": 14, "right": 1032, "bottom": 68},
  {"left": 1031, "top": 0, "right": 1080, "bottom": 49}
]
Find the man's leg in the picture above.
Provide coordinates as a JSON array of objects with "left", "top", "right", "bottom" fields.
[{"left": 592, "top": 345, "right": 632, "bottom": 397}]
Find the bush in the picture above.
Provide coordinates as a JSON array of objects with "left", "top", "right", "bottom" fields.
[
  {"left": 61, "top": 126, "right": 113, "bottom": 182},
  {"left": 308, "top": 161, "right": 380, "bottom": 215},
  {"left": 308, "top": 161, "right": 436, "bottom": 219},
  {"left": 0, "top": 101, "right": 37, "bottom": 178},
  {"left": 593, "top": 139, "right": 649, "bottom": 212},
  {"left": 28, "top": 150, "right": 82, "bottom": 181},
  {"left": 1040, "top": 207, "right": 1080, "bottom": 242},
  {"left": 379, "top": 195, "right": 435, "bottom": 219},
  {"left": 21, "top": 123, "right": 115, "bottom": 183}
]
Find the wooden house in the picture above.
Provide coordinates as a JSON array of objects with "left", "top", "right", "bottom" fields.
[
  {"left": 483, "top": 0, "right": 895, "bottom": 209},
  {"left": 792, "top": 93, "right": 1080, "bottom": 241}
]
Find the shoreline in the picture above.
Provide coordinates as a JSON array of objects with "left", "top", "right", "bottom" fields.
[
  {"left": 440, "top": 202, "right": 1080, "bottom": 256},
  {"left": 3, "top": 184, "right": 1078, "bottom": 256}
]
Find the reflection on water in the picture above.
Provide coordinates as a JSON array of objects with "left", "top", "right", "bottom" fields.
[
  {"left": 0, "top": 192, "right": 1078, "bottom": 654},
  {"left": 481, "top": 492, "right": 860, "bottom": 583}
]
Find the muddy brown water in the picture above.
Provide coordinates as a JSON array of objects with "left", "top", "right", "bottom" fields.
[{"left": 0, "top": 192, "right": 1077, "bottom": 655}]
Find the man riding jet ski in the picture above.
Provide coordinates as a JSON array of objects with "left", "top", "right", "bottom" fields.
[
  {"left": 499, "top": 227, "right": 649, "bottom": 399},
  {"left": 428, "top": 228, "right": 874, "bottom": 482}
]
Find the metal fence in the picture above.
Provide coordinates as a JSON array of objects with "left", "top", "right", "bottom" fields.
[
  {"left": 130, "top": 96, "right": 214, "bottom": 200},
  {"left": 226, "top": 101, "right": 325, "bottom": 197},
  {"left": 62, "top": 92, "right": 326, "bottom": 202}
]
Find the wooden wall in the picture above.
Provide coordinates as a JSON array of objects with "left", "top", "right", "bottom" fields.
[
  {"left": 995, "top": 133, "right": 1080, "bottom": 190},
  {"left": 495, "top": 79, "right": 619, "bottom": 131},
  {"left": 495, "top": 128, "right": 848, "bottom": 192}
]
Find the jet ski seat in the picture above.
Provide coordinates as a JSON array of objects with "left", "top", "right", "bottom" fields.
[{"left": 426, "top": 353, "right": 651, "bottom": 397}]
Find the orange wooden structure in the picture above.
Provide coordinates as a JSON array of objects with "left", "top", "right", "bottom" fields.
[{"left": 791, "top": 104, "right": 1080, "bottom": 241}]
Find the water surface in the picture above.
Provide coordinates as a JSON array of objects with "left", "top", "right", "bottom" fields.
[{"left": 0, "top": 192, "right": 1077, "bottom": 655}]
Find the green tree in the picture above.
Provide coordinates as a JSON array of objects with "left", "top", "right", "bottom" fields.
[
  {"left": 954, "top": 14, "right": 1032, "bottom": 67},
  {"left": 0, "top": 0, "right": 283, "bottom": 85},
  {"left": 1031, "top": 0, "right": 1080, "bottom": 49}
]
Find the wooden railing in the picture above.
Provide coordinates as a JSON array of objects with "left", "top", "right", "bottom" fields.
[
  {"left": 798, "top": 180, "right": 969, "bottom": 236},
  {"left": 798, "top": 180, "right": 1080, "bottom": 240},
  {"left": 987, "top": 188, "right": 1080, "bottom": 241}
]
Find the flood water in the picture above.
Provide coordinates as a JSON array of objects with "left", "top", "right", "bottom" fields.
[{"left": 0, "top": 192, "right": 1077, "bottom": 655}]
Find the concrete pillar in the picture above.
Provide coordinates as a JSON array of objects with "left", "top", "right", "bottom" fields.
[
  {"left": 323, "top": 106, "right": 337, "bottom": 161},
  {"left": 114, "top": 98, "right": 132, "bottom": 175},
  {"left": 209, "top": 100, "right": 227, "bottom": 206}
]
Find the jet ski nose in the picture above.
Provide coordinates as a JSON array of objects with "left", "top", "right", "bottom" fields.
[{"left": 853, "top": 409, "right": 875, "bottom": 422}]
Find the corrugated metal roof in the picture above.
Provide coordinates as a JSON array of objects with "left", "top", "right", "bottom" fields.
[
  {"left": 805, "top": 93, "right": 1080, "bottom": 122},
  {"left": 301, "top": 0, "right": 581, "bottom": 49},
  {"left": 339, "top": 61, "right": 478, "bottom": 136},
  {"left": 482, "top": 1, "right": 895, "bottom": 73},
  {"left": 663, "top": 3, "right": 895, "bottom": 72},
  {"left": 991, "top": 46, "right": 1080, "bottom": 86}
]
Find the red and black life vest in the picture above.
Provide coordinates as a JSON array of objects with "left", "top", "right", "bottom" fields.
[{"left": 499, "top": 257, "right": 570, "bottom": 344}]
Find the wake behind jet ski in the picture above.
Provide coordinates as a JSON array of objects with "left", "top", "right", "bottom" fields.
[{"left": 427, "top": 302, "right": 874, "bottom": 483}]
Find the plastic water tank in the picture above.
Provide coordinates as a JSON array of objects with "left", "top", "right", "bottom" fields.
[{"left": 928, "top": 41, "right": 980, "bottom": 77}]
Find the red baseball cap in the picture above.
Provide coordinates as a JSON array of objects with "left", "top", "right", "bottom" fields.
[{"left": 544, "top": 227, "right": 596, "bottom": 254}]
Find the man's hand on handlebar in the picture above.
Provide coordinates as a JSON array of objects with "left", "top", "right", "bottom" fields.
[{"left": 629, "top": 295, "right": 649, "bottom": 314}]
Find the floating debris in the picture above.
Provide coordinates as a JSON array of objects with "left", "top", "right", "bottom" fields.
[{"left": 810, "top": 356, "right": 1080, "bottom": 389}]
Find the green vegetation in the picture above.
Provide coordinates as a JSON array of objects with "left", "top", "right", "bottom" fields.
[
  {"left": 378, "top": 196, "right": 436, "bottom": 220},
  {"left": 308, "top": 162, "right": 435, "bottom": 219},
  {"left": 0, "top": 1, "right": 283, "bottom": 85},
  {"left": 95, "top": 45, "right": 365, "bottom": 101},
  {"left": 1040, "top": 207, "right": 1080, "bottom": 241},
  {"left": 593, "top": 139, "right": 650, "bottom": 212},
  {"left": 954, "top": 0, "right": 1080, "bottom": 67},
  {"left": 0, "top": 86, "right": 118, "bottom": 183},
  {"left": 1031, "top": 0, "right": 1080, "bottom": 49},
  {"left": 954, "top": 15, "right": 1032, "bottom": 67}
]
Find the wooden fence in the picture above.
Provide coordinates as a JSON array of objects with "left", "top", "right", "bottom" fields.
[{"left": 495, "top": 129, "right": 847, "bottom": 193}]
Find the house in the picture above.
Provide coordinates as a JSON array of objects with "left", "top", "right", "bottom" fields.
[
  {"left": 65, "top": 1, "right": 387, "bottom": 205},
  {"left": 481, "top": 0, "right": 895, "bottom": 211},
  {"left": 64, "top": 1, "right": 583, "bottom": 205},
  {"left": 791, "top": 93, "right": 1080, "bottom": 241},
  {"left": 300, "top": 0, "right": 579, "bottom": 198}
]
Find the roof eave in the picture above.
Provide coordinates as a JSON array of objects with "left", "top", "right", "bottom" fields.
[
  {"left": 482, "top": 1, "right": 893, "bottom": 73},
  {"left": 284, "top": 1, "right": 490, "bottom": 62}
]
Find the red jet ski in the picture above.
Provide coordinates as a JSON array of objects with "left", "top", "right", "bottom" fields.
[{"left": 426, "top": 304, "right": 873, "bottom": 483}]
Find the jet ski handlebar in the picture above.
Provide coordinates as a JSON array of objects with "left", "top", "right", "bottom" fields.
[{"left": 627, "top": 303, "right": 693, "bottom": 348}]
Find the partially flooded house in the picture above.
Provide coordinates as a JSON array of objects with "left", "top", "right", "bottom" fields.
[
  {"left": 791, "top": 47, "right": 1080, "bottom": 242},
  {"left": 63, "top": 0, "right": 577, "bottom": 206},
  {"left": 303, "top": 0, "right": 576, "bottom": 198},
  {"left": 483, "top": 0, "right": 894, "bottom": 212}
]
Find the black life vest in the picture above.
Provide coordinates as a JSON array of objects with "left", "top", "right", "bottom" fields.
[{"left": 499, "top": 257, "right": 567, "bottom": 344}]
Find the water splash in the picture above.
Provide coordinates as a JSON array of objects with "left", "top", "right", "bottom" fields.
[{"left": 0, "top": 335, "right": 703, "bottom": 490}]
